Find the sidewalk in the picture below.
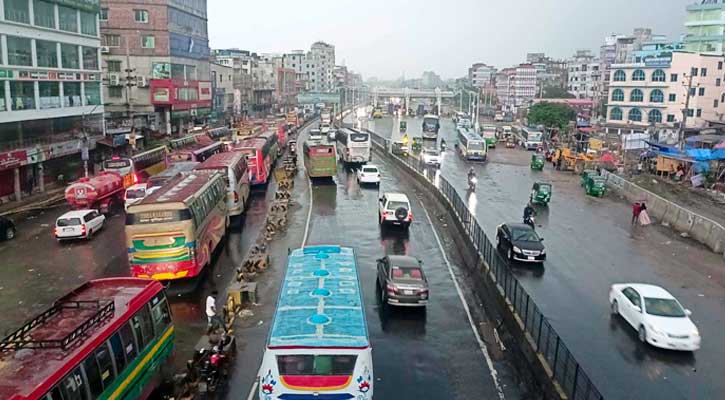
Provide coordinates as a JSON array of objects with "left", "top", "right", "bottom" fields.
[
  {"left": 629, "top": 173, "right": 725, "bottom": 227},
  {"left": 0, "top": 185, "right": 66, "bottom": 217}
]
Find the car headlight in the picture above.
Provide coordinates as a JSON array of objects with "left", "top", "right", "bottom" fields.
[
  {"left": 513, "top": 246, "right": 522, "bottom": 253},
  {"left": 692, "top": 328, "right": 700, "bottom": 337},
  {"left": 540, "top": 248, "right": 546, "bottom": 255}
]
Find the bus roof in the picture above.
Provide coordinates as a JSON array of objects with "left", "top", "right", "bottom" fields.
[
  {"left": 268, "top": 246, "right": 369, "bottom": 349},
  {"left": 141, "top": 171, "right": 221, "bottom": 205},
  {"left": 195, "top": 151, "right": 246, "bottom": 171},
  {"left": 423, "top": 114, "right": 439, "bottom": 119},
  {"left": 0, "top": 278, "right": 162, "bottom": 400},
  {"left": 459, "top": 127, "right": 484, "bottom": 141}
]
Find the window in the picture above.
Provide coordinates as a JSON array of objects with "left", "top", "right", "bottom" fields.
[
  {"left": 34, "top": 0, "right": 55, "bottom": 28},
  {"left": 103, "top": 34, "right": 120, "bottom": 47},
  {"left": 670, "top": 73, "right": 678, "bottom": 82},
  {"left": 134, "top": 9, "right": 149, "bottom": 23},
  {"left": 108, "top": 86, "right": 123, "bottom": 98},
  {"left": 611, "top": 89, "right": 624, "bottom": 102},
  {"left": 171, "top": 63, "right": 185, "bottom": 79},
  {"left": 95, "top": 344, "right": 116, "bottom": 389},
  {"left": 718, "top": 78, "right": 722, "bottom": 87},
  {"left": 7, "top": 36, "right": 31, "bottom": 66},
  {"left": 692, "top": 67, "right": 698, "bottom": 76},
  {"left": 107, "top": 60, "right": 121, "bottom": 72},
  {"left": 701, "top": 68, "right": 708, "bottom": 77},
  {"left": 150, "top": 293, "right": 172, "bottom": 334},
  {"left": 722, "top": 93, "right": 725, "bottom": 103},
  {"left": 648, "top": 109, "right": 662, "bottom": 124},
  {"left": 84, "top": 82, "right": 101, "bottom": 105},
  {"left": 100, "top": 7, "right": 108, "bottom": 20},
  {"left": 628, "top": 108, "right": 642, "bottom": 122},
  {"left": 34, "top": 40, "right": 58, "bottom": 68},
  {"left": 82, "top": 47, "right": 98, "bottom": 70},
  {"left": 690, "top": 87, "right": 696, "bottom": 96},
  {"left": 38, "top": 82, "right": 60, "bottom": 109},
  {"left": 131, "top": 306, "right": 155, "bottom": 349},
  {"left": 632, "top": 69, "right": 645, "bottom": 81},
  {"left": 0, "top": 84, "right": 5, "bottom": 111},
  {"left": 613, "top": 70, "right": 625, "bottom": 82},
  {"left": 715, "top": 99, "right": 720, "bottom": 108},
  {"left": 141, "top": 35, "right": 155, "bottom": 49},
  {"left": 61, "top": 43, "right": 79, "bottom": 69},
  {"left": 669, "top": 93, "right": 676, "bottom": 102},
  {"left": 5, "top": 0, "right": 30, "bottom": 23},
  {"left": 650, "top": 89, "right": 664, "bottom": 103},
  {"left": 82, "top": 353, "right": 104, "bottom": 397},
  {"left": 609, "top": 107, "right": 623, "bottom": 121},
  {"left": 63, "top": 82, "right": 81, "bottom": 107},
  {"left": 10, "top": 81, "right": 34, "bottom": 110},
  {"left": 687, "top": 109, "right": 694, "bottom": 117},
  {"left": 719, "top": 61, "right": 723, "bottom": 70},
  {"left": 109, "top": 333, "right": 127, "bottom": 372},
  {"left": 696, "top": 109, "right": 702, "bottom": 117},
  {"left": 630, "top": 89, "right": 643, "bottom": 102},
  {"left": 118, "top": 322, "right": 138, "bottom": 363},
  {"left": 58, "top": 6, "right": 78, "bottom": 32},
  {"left": 80, "top": 11, "right": 96, "bottom": 35},
  {"left": 652, "top": 69, "right": 666, "bottom": 82},
  {"left": 53, "top": 367, "right": 86, "bottom": 400},
  {"left": 699, "top": 87, "right": 705, "bottom": 96},
  {"left": 667, "top": 114, "right": 675, "bottom": 122},
  {"left": 186, "top": 65, "right": 196, "bottom": 80}
]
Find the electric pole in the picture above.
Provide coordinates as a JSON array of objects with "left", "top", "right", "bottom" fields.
[{"left": 679, "top": 72, "right": 695, "bottom": 150}]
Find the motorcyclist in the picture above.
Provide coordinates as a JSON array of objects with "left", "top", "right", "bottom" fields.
[
  {"left": 440, "top": 138, "right": 447, "bottom": 150},
  {"left": 467, "top": 167, "right": 476, "bottom": 181},
  {"left": 402, "top": 133, "right": 409, "bottom": 146},
  {"left": 523, "top": 203, "right": 536, "bottom": 227}
]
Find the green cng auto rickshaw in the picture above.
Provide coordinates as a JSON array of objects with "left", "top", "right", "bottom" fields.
[
  {"left": 391, "top": 141, "right": 409, "bottom": 157},
  {"left": 400, "top": 120, "right": 407, "bottom": 133},
  {"left": 584, "top": 175, "right": 606, "bottom": 197},
  {"left": 530, "top": 182, "right": 552, "bottom": 205},
  {"left": 531, "top": 154, "right": 545, "bottom": 171},
  {"left": 580, "top": 169, "right": 598, "bottom": 187},
  {"left": 411, "top": 137, "right": 422, "bottom": 153}
]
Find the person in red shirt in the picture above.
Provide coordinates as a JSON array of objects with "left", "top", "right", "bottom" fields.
[{"left": 632, "top": 202, "right": 642, "bottom": 225}]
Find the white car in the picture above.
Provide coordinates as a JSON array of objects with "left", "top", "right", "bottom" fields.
[
  {"left": 357, "top": 164, "right": 381, "bottom": 186},
  {"left": 328, "top": 129, "right": 337, "bottom": 141},
  {"left": 419, "top": 148, "right": 441, "bottom": 166},
  {"left": 320, "top": 123, "right": 331, "bottom": 134},
  {"left": 378, "top": 192, "right": 412, "bottom": 230},
  {"left": 55, "top": 209, "right": 106, "bottom": 241},
  {"left": 609, "top": 283, "right": 701, "bottom": 351}
]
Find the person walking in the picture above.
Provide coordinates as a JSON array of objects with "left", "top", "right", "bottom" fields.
[
  {"left": 206, "top": 290, "right": 226, "bottom": 333},
  {"left": 631, "top": 202, "right": 642, "bottom": 225},
  {"left": 639, "top": 202, "right": 651, "bottom": 226}
]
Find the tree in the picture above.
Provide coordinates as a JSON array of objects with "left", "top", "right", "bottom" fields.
[
  {"left": 527, "top": 102, "right": 576, "bottom": 129},
  {"left": 542, "top": 85, "right": 575, "bottom": 99}
]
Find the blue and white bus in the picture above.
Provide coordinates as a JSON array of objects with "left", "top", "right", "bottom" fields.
[
  {"left": 259, "top": 246, "right": 373, "bottom": 400},
  {"left": 517, "top": 126, "right": 544, "bottom": 151},
  {"left": 457, "top": 127, "right": 487, "bottom": 161}
]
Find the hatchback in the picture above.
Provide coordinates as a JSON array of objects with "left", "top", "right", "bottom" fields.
[{"left": 55, "top": 210, "right": 105, "bottom": 241}]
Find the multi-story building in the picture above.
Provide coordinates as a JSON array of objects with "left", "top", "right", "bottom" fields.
[
  {"left": 468, "top": 63, "right": 496, "bottom": 88},
  {"left": 282, "top": 50, "right": 310, "bottom": 91},
  {"left": 212, "top": 49, "right": 255, "bottom": 115},
  {"left": 496, "top": 64, "right": 537, "bottom": 113},
  {"left": 684, "top": 0, "right": 725, "bottom": 54},
  {"left": 101, "top": 0, "right": 211, "bottom": 137},
  {"left": 0, "top": 0, "right": 103, "bottom": 201},
  {"left": 309, "top": 41, "right": 334, "bottom": 92},
  {"left": 210, "top": 62, "right": 233, "bottom": 118},
  {"left": 566, "top": 50, "right": 601, "bottom": 100},
  {"left": 495, "top": 68, "right": 514, "bottom": 111},
  {"left": 605, "top": 52, "right": 725, "bottom": 141}
]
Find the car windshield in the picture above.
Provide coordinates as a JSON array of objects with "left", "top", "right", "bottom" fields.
[
  {"left": 387, "top": 201, "right": 409, "bottom": 210},
  {"left": 125, "top": 188, "right": 146, "bottom": 199},
  {"left": 391, "top": 266, "right": 423, "bottom": 281},
  {"left": 57, "top": 217, "right": 81, "bottom": 227},
  {"left": 362, "top": 167, "right": 378, "bottom": 173},
  {"left": 424, "top": 149, "right": 439, "bottom": 156},
  {"left": 644, "top": 297, "right": 686, "bottom": 317},
  {"left": 538, "top": 185, "right": 551, "bottom": 193},
  {"left": 512, "top": 228, "right": 540, "bottom": 242}
]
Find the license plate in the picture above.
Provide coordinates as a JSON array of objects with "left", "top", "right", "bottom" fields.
[
  {"left": 63, "top": 227, "right": 74, "bottom": 232},
  {"left": 527, "top": 256, "right": 535, "bottom": 261},
  {"left": 404, "top": 290, "right": 414, "bottom": 295}
]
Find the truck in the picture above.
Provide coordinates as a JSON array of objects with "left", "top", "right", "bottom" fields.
[
  {"left": 320, "top": 109, "right": 332, "bottom": 125},
  {"left": 64, "top": 171, "right": 124, "bottom": 214},
  {"left": 481, "top": 125, "right": 497, "bottom": 148}
]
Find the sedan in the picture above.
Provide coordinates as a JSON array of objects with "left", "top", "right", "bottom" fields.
[
  {"left": 357, "top": 164, "right": 381, "bottom": 186},
  {"left": 376, "top": 255, "right": 429, "bottom": 307},
  {"left": 419, "top": 148, "right": 441, "bottom": 166},
  {"left": 496, "top": 223, "right": 546, "bottom": 263},
  {"left": 609, "top": 283, "right": 700, "bottom": 351}
]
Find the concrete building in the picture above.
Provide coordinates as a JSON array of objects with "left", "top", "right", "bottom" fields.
[
  {"left": 0, "top": 0, "right": 103, "bottom": 201},
  {"left": 282, "top": 50, "right": 310, "bottom": 91},
  {"left": 605, "top": 52, "right": 725, "bottom": 141},
  {"left": 495, "top": 64, "right": 537, "bottom": 113},
  {"left": 468, "top": 63, "right": 496, "bottom": 88},
  {"left": 212, "top": 49, "right": 255, "bottom": 115},
  {"left": 101, "top": 0, "right": 211, "bottom": 136},
  {"left": 684, "top": 0, "right": 725, "bottom": 54},
  {"left": 210, "top": 62, "right": 233, "bottom": 118},
  {"left": 566, "top": 50, "right": 601, "bottom": 100},
  {"left": 309, "top": 41, "right": 335, "bottom": 92}
]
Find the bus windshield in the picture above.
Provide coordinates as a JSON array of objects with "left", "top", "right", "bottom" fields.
[
  {"left": 468, "top": 141, "right": 485, "bottom": 150},
  {"left": 277, "top": 355, "right": 357, "bottom": 376},
  {"left": 424, "top": 117, "right": 438, "bottom": 126},
  {"left": 104, "top": 159, "right": 131, "bottom": 169},
  {"left": 350, "top": 133, "right": 369, "bottom": 142}
]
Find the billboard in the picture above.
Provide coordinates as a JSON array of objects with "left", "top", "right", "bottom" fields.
[{"left": 297, "top": 93, "right": 340, "bottom": 104}]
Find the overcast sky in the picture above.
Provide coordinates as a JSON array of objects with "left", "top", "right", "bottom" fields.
[{"left": 208, "top": 0, "right": 690, "bottom": 80}]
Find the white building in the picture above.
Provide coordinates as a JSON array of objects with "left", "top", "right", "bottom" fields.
[
  {"left": 309, "top": 41, "right": 335, "bottom": 92},
  {"left": 468, "top": 63, "right": 496, "bottom": 88},
  {"left": 567, "top": 50, "right": 601, "bottom": 99},
  {"left": 495, "top": 64, "right": 537, "bottom": 113}
]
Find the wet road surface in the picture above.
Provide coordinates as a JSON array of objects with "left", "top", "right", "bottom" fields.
[
  {"left": 367, "top": 115, "right": 725, "bottom": 399},
  {"left": 226, "top": 123, "right": 523, "bottom": 400}
]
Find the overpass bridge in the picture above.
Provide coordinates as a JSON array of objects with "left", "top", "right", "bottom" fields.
[{"left": 370, "top": 87, "right": 456, "bottom": 113}]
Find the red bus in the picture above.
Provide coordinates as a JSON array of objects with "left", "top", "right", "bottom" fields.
[
  {"left": 228, "top": 131, "right": 278, "bottom": 186},
  {"left": 167, "top": 135, "right": 223, "bottom": 163},
  {"left": 0, "top": 278, "right": 174, "bottom": 400}
]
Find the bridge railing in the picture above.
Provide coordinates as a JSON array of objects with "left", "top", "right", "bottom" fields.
[{"left": 366, "top": 129, "right": 605, "bottom": 400}]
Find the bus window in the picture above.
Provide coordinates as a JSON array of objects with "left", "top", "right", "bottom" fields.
[
  {"left": 119, "top": 321, "right": 138, "bottom": 363},
  {"left": 151, "top": 295, "right": 172, "bottom": 334},
  {"left": 277, "top": 355, "right": 357, "bottom": 376},
  {"left": 57, "top": 367, "right": 86, "bottom": 400},
  {"left": 95, "top": 344, "right": 116, "bottom": 388},
  {"left": 82, "top": 353, "right": 104, "bottom": 397},
  {"left": 109, "top": 332, "right": 127, "bottom": 372},
  {"left": 131, "top": 306, "right": 155, "bottom": 349},
  {"left": 46, "top": 386, "right": 63, "bottom": 400}
]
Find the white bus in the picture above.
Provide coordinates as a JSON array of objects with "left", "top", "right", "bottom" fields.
[
  {"left": 422, "top": 114, "right": 440, "bottom": 139},
  {"left": 457, "top": 127, "right": 487, "bottom": 161},
  {"left": 194, "top": 151, "right": 250, "bottom": 218},
  {"left": 103, "top": 145, "right": 168, "bottom": 188},
  {"left": 518, "top": 126, "right": 544, "bottom": 150},
  {"left": 335, "top": 128, "right": 371, "bottom": 164},
  {"left": 259, "top": 246, "right": 373, "bottom": 400}
]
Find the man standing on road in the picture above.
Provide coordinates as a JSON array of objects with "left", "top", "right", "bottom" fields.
[
  {"left": 631, "top": 202, "right": 642, "bottom": 226},
  {"left": 206, "top": 290, "right": 225, "bottom": 333}
]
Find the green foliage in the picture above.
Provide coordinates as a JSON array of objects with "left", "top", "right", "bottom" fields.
[
  {"left": 527, "top": 102, "right": 577, "bottom": 129},
  {"left": 542, "top": 86, "right": 575, "bottom": 99}
]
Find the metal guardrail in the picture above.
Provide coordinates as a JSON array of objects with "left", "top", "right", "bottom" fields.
[{"left": 368, "top": 129, "right": 604, "bottom": 400}]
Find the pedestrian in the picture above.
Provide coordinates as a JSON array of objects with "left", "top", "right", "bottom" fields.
[
  {"left": 631, "top": 202, "right": 642, "bottom": 225},
  {"left": 206, "top": 290, "right": 226, "bottom": 333},
  {"left": 639, "top": 202, "right": 651, "bottom": 226}
]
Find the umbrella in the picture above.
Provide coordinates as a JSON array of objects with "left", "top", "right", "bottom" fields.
[{"left": 715, "top": 141, "right": 725, "bottom": 149}]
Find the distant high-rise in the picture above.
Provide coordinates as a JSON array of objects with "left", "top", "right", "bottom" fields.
[{"left": 684, "top": 0, "right": 725, "bottom": 53}]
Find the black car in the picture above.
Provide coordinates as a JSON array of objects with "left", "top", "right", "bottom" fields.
[
  {"left": 496, "top": 223, "right": 545, "bottom": 263},
  {"left": 0, "top": 216, "right": 16, "bottom": 240},
  {"left": 376, "top": 255, "right": 429, "bottom": 307}
]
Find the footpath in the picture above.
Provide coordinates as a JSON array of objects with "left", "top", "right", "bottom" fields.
[{"left": 0, "top": 184, "right": 66, "bottom": 217}]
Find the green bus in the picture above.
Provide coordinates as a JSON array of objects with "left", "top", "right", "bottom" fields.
[{"left": 304, "top": 136, "right": 337, "bottom": 178}]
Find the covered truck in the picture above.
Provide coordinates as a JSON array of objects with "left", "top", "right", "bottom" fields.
[{"left": 64, "top": 171, "right": 124, "bottom": 214}]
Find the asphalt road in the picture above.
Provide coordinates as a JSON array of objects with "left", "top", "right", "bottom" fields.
[
  {"left": 367, "top": 115, "right": 725, "bottom": 399},
  {"left": 225, "top": 123, "right": 524, "bottom": 400}
]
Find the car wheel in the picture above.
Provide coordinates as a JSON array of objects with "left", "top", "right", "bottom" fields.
[
  {"left": 507, "top": 246, "right": 513, "bottom": 261},
  {"left": 5, "top": 227, "right": 15, "bottom": 240},
  {"left": 611, "top": 300, "right": 618, "bottom": 315},
  {"left": 638, "top": 326, "right": 647, "bottom": 343},
  {"left": 380, "top": 285, "right": 387, "bottom": 304},
  {"left": 87, "top": 229, "right": 93, "bottom": 240}
]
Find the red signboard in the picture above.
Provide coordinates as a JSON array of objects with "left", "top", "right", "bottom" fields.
[
  {"left": 0, "top": 150, "right": 27, "bottom": 171},
  {"left": 149, "top": 79, "right": 212, "bottom": 108}
]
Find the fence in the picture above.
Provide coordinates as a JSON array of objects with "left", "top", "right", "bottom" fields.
[{"left": 367, "top": 129, "right": 604, "bottom": 400}]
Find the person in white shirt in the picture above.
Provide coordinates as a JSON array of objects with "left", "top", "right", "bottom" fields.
[{"left": 206, "top": 290, "right": 225, "bottom": 332}]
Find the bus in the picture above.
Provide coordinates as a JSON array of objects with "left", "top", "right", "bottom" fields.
[
  {"left": 303, "top": 136, "right": 336, "bottom": 178},
  {"left": 167, "top": 135, "right": 224, "bottom": 163},
  {"left": 481, "top": 124, "right": 497, "bottom": 148},
  {"left": 195, "top": 152, "right": 250, "bottom": 218},
  {"left": 125, "top": 172, "right": 227, "bottom": 280},
  {"left": 457, "top": 127, "right": 487, "bottom": 161},
  {"left": 0, "top": 278, "right": 173, "bottom": 400},
  {"left": 147, "top": 161, "right": 200, "bottom": 187},
  {"left": 259, "top": 246, "right": 373, "bottom": 400},
  {"left": 230, "top": 131, "right": 279, "bottom": 186},
  {"left": 518, "top": 126, "right": 544, "bottom": 150},
  {"left": 103, "top": 145, "right": 168, "bottom": 188},
  {"left": 335, "top": 128, "right": 371, "bottom": 164},
  {"left": 422, "top": 114, "right": 440, "bottom": 139}
]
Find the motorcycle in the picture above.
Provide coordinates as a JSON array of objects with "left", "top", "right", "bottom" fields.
[
  {"left": 524, "top": 215, "right": 536, "bottom": 229},
  {"left": 468, "top": 176, "right": 477, "bottom": 191},
  {"left": 196, "top": 331, "right": 236, "bottom": 399},
  {"left": 441, "top": 141, "right": 447, "bottom": 151}
]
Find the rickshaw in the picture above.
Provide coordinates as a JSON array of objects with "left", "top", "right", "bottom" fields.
[
  {"left": 530, "top": 182, "right": 552, "bottom": 205},
  {"left": 580, "top": 169, "right": 598, "bottom": 187},
  {"left": 584, "top": 175, "right": 606, "bottom": 197},
  {"left": 400, "top": 120, "right": 407, "bottom": 133},
  {"left": 411, "top": 137, "right": 422, "bottom": 153},
  {"left": 531, "top": 153, "right": 545, "bottom": 171},
  {"left": 391, "top": 141, "right": 409, "bottom": 157}
]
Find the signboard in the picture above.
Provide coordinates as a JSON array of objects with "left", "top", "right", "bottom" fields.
[
  {"left": 297, "top": 93, "right": 340, "bottom": 104},
  {"left": 644, "top": 56, "right": 672, "bottom": 68},
  {"left": 153, "top": 88, "right": 170, "bottom": 102},
  {"left": 81, "top": 147, "right": 89, "bottom": 161},
  {"left": 1, "top": 69, "right": 100, "bottom": 81},
  {"left": 25, "top": 147, "right": 45, "bottom": 164},
  {"left": 0, "top": 150, "right": 28, "bottom": 171},
  {"left": 198, "top": 82, "right": 212, "bottom": 101},
  {"left": 152, "top": 63, "right": 171, "bottom": 79},
  {"left": 48, "top": 0, "right": 99, "bottom": 12},
  {"left": 50, "top": 140, "right": 81, "bottom": 158}
]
